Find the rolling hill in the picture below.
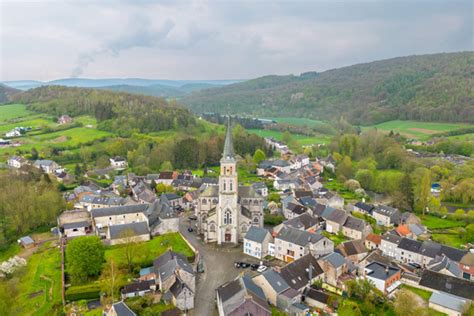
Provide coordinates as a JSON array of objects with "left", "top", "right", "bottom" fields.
[
  {"left": 182, "top": 52, "right": 474, "bottom": 125},
  {"left": 0, "top": 84, "right": 21, "bottom": 103}
]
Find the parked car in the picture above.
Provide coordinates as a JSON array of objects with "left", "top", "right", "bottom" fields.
[
  {"left": 240, "top": 262, "right": 251, "bottom": 268},
  {"left": 250, "top": 263, "right": 260, "bottom": 271},
  {"left": 188, "top": 215, "right": 197, "bottom": 221},
  {"left": 257, "top": 265, "right": 268, "bottom": 273}
]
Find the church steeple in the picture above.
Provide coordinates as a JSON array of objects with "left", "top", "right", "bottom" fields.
[{"left": 222, "top": 116, "right": 235, "bottom": 160}]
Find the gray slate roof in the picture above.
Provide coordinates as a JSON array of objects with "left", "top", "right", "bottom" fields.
[
  {"left": 112, "top": 301, "right": 136, "bottom": 316},
  {"left": 91, "top": 204, "right": 148, "bottom": 218},
  {"left": 62, "top": 221, "right": 90, "bottom": 229},
  {"left": 429, "top": 291, "right": 468, "bottom": 312},
  {"left": 365, "top": 261, "right": 400, "bottom": 281},
  {"left": 276, "top": 227, "right": 325, "bottom": 247},
  {"left": 244, "top": 226, "right": 271, "bottom": 243},
  {"left": 260, "top": 269, "right": 289, "bottom": 294},
  {"left": 321, "top": 252, "right": 345, "bottom": 269},
  {"left": 109, "top": 222, "right": 149, "bottom": 240}
]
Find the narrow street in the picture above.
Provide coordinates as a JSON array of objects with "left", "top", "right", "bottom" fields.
[{"left": 179, "top": 215, "right": 263, "bottom": 316}]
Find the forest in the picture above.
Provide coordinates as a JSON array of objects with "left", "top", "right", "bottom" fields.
[{"left": 182, "top": 52, "right": 474, "bottom": 125}]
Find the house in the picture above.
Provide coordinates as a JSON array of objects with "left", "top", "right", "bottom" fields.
[
  {"left": 156, "top": 171, "right": 178, "bottom": 185},
  {"left": 394, "top": 224, "right": 413, "bottom": 239},
  {"left": 131, "top": 181, "right": 157, "bottom": 204},
  {"left": 33, "top": 159, "right": 59, "bottom": 174},
  {"left": 336, "top": 239, "right": 369, "bottom": 264},
  {"left": 274, "top": 179, "right": 296, "bottom": 191},
  {"left": 121, "top": 279, "right": 155, "bottom": 299},
  {"left": 91, "top": 204, "right": 149, "bottom": 230},
  {"left": 304, "top": 286, "right": 331, "bottom": 312},
  {"left": 106, "top": 301, "right": 136, "bottom": 316},
  {"left": 429, "top": 291, "right": 469, "bottom": 316},
  {"left": 419, "top": 270, "right": 474, "bottom": 301},
  {"left": 283, "top": 202, "right": 308, "bottom": 220},
  {"left": 379, "top": 233, "right": 401, "bottom": 258},
  {"left": 153, "top": 250, "right": 195, "bottom": 294},
  {"left": 324, "top": 209, "right": 348, "bottom": 234},
  {"left": 317, "top": 252, "right": 348, "bottom": 288},
  {"left": 216, "top": 274, "right": 271, "bottom": 316},
  {"left": 58, "top": 114, "right": 73, "bottom": 124},
  {"left": 7, "top": 156, "right": 28, "bottom": 169},
  {"left": 357, "top": 249, "right": 394, "bottom": 276},
  {"left": 274, "top": 227, "right": 333, "bottom": 263},
  {"left": 76, "top": 194, "right": 125, "bottom": 210},
  {"left": 408, "top": 223, "right": 429, "bottom": 239},
  {"left": 161, "top": 193, "right": 183, "bottom": 208},
  {"left": 364, "top": 233, "right": 381, "bottom": 250},
  {"left": 353, "top": 202, "right": 374, "bottom": 215},
  {"left": 279, "top": 254, "right": 324, "bottom": 292},
  {"left": 253, "top": 269, "right": 299, "bottom": 307},
  {"left": 372, "top": 205, "right": 401, "bottom": 227},
  {"left": 395, "top": 238, "right": 423, "bottom": 264},
  {"left": 399, "top": 212, "right": 421, "bottom": 225},
  {"left": 107, "top": 221, "right": 150, "bottom": 245},
  {"left": 342, "top": 216, "right": 372, "bottom": 239},
  {"left": 243, "top": 226, "right": 273, "bottom": 259},
  {"left": 274, "top": 213, "right": 322, "bottom": 235},
  {"left": 363, "top": 261, "right": 401, "bottom": 294},
  {"left": 251, "top": 182, "right": 268, "bottom": 197},
  {"left": 58, "top": 209, "right": 92, "bottom": 238},
  {"left": 168, "top": 277, "right": 194, "bottom": 311},
  {"left": 18, "top": 236, "right": 35, "bottom": 249},
  {"left": 110, "top": 156, "right": 128, "bottom": 169},
  {"left": 427, "top": 255, "right": 464, "bottom": 279},
  {"left": 256, "top": 160, "right": 273, "bottom": 176},
  {"left": 459, "top": 252, "right": 474, "bottom": 281}
]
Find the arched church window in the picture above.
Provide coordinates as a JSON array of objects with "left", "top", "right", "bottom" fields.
[
  {"left": 209, "top": 222, "right": 216, "bottom": 232},
  {"left": 224, "top": 210, "right": 232, "bottom": 225},
  {"left": 202, "top": 199, "right": 207, "bottom": 204},
  {"left": 212, "top": 199, "right": 218, "bottom": 204}
]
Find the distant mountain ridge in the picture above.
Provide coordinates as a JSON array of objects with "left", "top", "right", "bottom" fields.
[{"left": 181, "top": 52, "right": 474, "bottom": 125}]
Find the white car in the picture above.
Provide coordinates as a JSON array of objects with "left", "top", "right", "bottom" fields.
[{"left": 257, "top": 265, "right": 268, "bottom": 273}]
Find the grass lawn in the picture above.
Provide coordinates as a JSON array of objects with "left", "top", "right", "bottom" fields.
[
  {"left": 362, "top": 120, "right": 472, "bottom": 140},
  {"left": 431, "top": 233, "right": 464, "bottom": 249},
  {"left": 13, "top": 241, "right": 62, "bottom": 316},
  {"left": 420, "top": 214, "right": 463, "bottom": 230},
  {"left": 446, "top": 133, "right": 474, "bottom": 141},
  {"left": 0, "top": 104, "right": 34, "bottom": 122},
  {"left": 0, "top": 116, "right": 54, "bottom": 133},
  {"left": 247, "top": 128, "right": 331, "bottom": 145},
  {"left": 402, "top": 285, "right": 432, "bottom": 301},
  {"left": 104, "top": 232, "right": 194, "bottom": 268},
  {"left": 323, "top": 179, "right": 359, "bottom": 201},
  {"left": 322, "top": 231, "right": 348, "bottom": 246}
]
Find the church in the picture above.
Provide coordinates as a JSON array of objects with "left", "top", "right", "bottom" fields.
[{"left": 196, "top": 118, "right": 264, "bottom": 245}]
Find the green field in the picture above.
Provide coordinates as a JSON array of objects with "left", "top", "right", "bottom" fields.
[
  {"left": 13, "top": 242, "right": 62, "bottom": 315},
  {"left": 104, "top": 232, "right": 194, "bottom": 268},
  {"left": 420, "top": 214, "right": 463, "bottom": 229},
  {"left": 363, "top": 120, "right": 472, "bottom": 140},
  {"left": 447, "top": 133, "right": 474, "bottom": 141},
  {"left": 247, "top": 128, "right": 331, "bottom": 145},
  {"left": 0, "top": 104, "right": 34, "bottom": 121},
  {"left": 268, "top": 117, "right": 329, "bottom": 128}
]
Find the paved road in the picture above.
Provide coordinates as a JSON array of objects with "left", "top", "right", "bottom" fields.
[{"left": 179, "top": 215, "right": 263, "bottom": 316}]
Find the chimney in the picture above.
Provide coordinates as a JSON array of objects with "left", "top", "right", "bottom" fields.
[{"left": 385, "top": 265, "right": 389, "bottom": 274}]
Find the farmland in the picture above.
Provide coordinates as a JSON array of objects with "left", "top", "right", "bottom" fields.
[
  {"left": 362, "top": 120, "right": 473, "bottom": 140},
  {"left": 268, "top": 117, "right": 330, "bottom": 128},
  {"left": 0, "top": 104, "right": 33, "bottom": 121},
  {"left": 247, "top": 128, "right": 331, "bottom": 145}
]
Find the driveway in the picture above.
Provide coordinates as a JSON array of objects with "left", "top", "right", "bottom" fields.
[{"left": 179, "top": 215, "right": 264, "bottom": 316}]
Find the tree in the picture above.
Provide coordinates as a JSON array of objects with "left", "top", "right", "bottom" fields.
[
  {"left": 120, "top": 229, "right": 142, "bottom": 273},
  {"left": 338, "top": 301, "right": 362, "bottom": 316},
  {"left": 160, "top": 161, "right": 173, "bottom": 172},
  {"left": 337, "top": 156, "right": 353, "bottom": 181},
  {"left": 355, "top": 169, "right": 374, "bottom": 189},
  {"left": 101, "top": 259, "right": 119, "bottom": 302},
  {"left": 267, "top": 192, "right": 281, "bottom": 204},
  {"left": 74, "top": 163, "right": 82, "bottom": 177},
  {"left": 282, "top": 131, "right": 293, "bottom": 144},
  {"left": 156, "top": 183, "right": 174, "bottom": 194},
  {"left": 394, "top": 289, "right": 425, "bottom": 316},
  {"left": 66, "top": 236, "right": 104, "bottom": 283},
  {"left": 412, "top": 168, "right": 431, "bottom": 214},
  {"left": 252, "top": 149, "right": 266, "bottom": 165},
  {"left": 96, "top": 155, "right": 110, "bottom": 169},
  {"left": 31, "top": 147, "right": 39, "bottom": 160}
]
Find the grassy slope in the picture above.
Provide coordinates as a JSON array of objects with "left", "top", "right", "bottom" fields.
[
  {"left": 268, "top": 117, "right": 329, "bottom": 128},
  {"left": 247, "top": 128, "right": 331, "bottom": 145},
  {"left": 363, "top": 120, "right": 473, "bottom": 140},
  {"left": 0, "top": 104, "right": 33, "bottom": 121}
]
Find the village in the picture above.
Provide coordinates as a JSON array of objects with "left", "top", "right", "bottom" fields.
[{"left": 2, "top": 119, "right": 472, "bottom": 316}]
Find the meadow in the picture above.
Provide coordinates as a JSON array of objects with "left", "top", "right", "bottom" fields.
[
  {"left": 0, "top": 104, "right": 34, "bottom": 121},
  {"left": 363, "top": 120, "right": 473, "bottom": 140},
  {"left": 247, "top": 128, "right": 331, "bottom": 145},
  {"left": 268, "top": 117, "right": 329, "bottom": 128}
]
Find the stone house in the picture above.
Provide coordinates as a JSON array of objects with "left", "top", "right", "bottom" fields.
[
  {"left": 342, "top": 215, "right": 372, "bottom": 239},
  {"left": 243, "top": 226, "right": 273, "bottom": 259}
]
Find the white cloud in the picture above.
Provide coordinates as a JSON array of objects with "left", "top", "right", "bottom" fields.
[{"left": 0, "top": 0, "right": 472, "bottom": 81}]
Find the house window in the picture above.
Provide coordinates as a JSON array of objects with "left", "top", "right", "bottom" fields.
[
  {"left": 230, "top": 181, "right": 233, "bottom": 191},
  {"left": 223, "top": 181, "right": 226, "bottom": 191}
]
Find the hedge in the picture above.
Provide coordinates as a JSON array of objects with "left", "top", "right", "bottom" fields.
[{"left": 66, "top": 284, "right": 101, "bottom": 301}]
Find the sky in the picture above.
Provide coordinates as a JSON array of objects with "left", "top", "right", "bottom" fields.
[{"left": 1, "top": 0, "right": 472, "bottom": 81}]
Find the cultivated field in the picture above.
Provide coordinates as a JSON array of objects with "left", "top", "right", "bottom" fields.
[
  {"left": 363, "top": 120, "right": 473, "bottom": 140},
  {"left": 247, "top": 128, "right": 331, "bottom": 145},
  {"left": 268, "top": 117, "right": 329, "bottom": 128}
]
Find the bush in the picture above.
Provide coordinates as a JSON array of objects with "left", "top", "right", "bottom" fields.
[
  {"left": 264, "top": 214, "right": 285, "bottom": 226},
  {"left": 65, "top": 284, "right": 101, "bottom": 301}
]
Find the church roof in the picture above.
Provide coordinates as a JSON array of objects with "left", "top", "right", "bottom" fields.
[
  {"left": 200, "top": 185, "right": 218, "bottom": 197},
  {"left": 238, "top": 185, "right": 261, "bottom": 199},
  {"left": 222, "top": 116, "right": 235, "bottom": 160}
]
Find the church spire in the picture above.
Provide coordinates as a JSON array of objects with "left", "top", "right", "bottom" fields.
[{"left": 222, "top": 116, "right": 235, "bottom": 160}]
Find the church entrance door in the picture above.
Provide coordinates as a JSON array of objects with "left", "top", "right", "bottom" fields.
[{"left": 225, "top": 233, "right": 231, "bottom": 242}]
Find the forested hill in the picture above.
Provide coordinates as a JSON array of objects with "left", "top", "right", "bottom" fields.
[
  {"left": 10, "top": 86, "right": 196, "bottom": 134},
  {"left": 0, "top": 84, "right": 21, "bottom": 103},
  {"left": 182, "top": 52, "right": 474, "bottom": 125}
]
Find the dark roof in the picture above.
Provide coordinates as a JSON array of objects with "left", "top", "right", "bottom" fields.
[
  {"left": 354, "top": 202, "right": 374, "bottom": 213},
  {"left": 283, "top": 213, "right": 321, "bottom": 230},
  {"left": 311, "top": 203, "right": 326, "bottom": 217},
  {"left": 287, "top": 203, "right": 308, "bottom": 215},
  {"left": 91, "top": 204, "right": 148, "bottom": 218},
  {"left": 159, "top": 171, "right": 174, "bottom": 179},
  {"left": 337, "top": 240, "right": 368, "bottom": 256},
  {"left": 438, "top": 245, "right": 467, "bottom": 262},
  {"left": 381, "top": 232, "right": 401, "bottom": 245},
  {"left": 294, "top": 190, "right": 312, "bottom": 199},
  {"left": 373, "top": 205, "right": 400, "bottom": 221},
  {"left": 169, "top": 278, "right": 191, "bottom": 297},
  {"left": 343, "top": 216, "right": 367, "bottom": 232},
  {"left": 320, "top": 252, "right": 346, "bottom": 269},
  {"left": 276, "top": 227, "right": 325, "bottom": 247},
  {"left": 261, "top": 269, "right": 289, "bottom": 294},
  {"left": 419, "top": 270, "right": 474, "bottom": 300},
  {"left": 62, "top": 221, "right": 90, "bottom": 229},
  {"left": 306, "top": 287, "right": 329, "bottom": 304},
  {"left": 244, "top": 226, "right": 270, "bottom": 243},
  {"left": 109, "top": 222, "right": 149, "bottom": 240},
  {"left": 121, "top": 280, "right": 153, "bottom": 294},
  {"left": 325, "top": 209, "right": 348, "bottom": 225},
  {"left": 398, "top": 238, "right": 422, "bottom": 253},
  {"left": 280, "top": 254, "right": 324, "bottom": 290},
  {"left": 161, "top": 308, "right": 181, "bottom": 316},
  {"left": 365, "top": 262, "right": 400, "bottom": 281},
  {"left": 112, "top": 301, "right": 136, "bottom": 316}
]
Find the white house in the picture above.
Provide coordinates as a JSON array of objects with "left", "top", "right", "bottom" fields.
[
  {"left": 5, "top": 129, "right": 21, "bottom": 138},
  {"left": 110, "top": 156, "right": 128, "bottom": 169},
  {"left": 33, "top": 159, "right": 59, "bottom": 174},
  {"left": 7, "top": 156, "right": 27, "bottom": 169},
  {"left": 243, "top": 226, "right": 273, "bottom": 259},
  {"left": 372, "top": 205, "right": 401, "bottom": 227}
]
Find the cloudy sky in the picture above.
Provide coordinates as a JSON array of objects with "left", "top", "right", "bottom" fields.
[{"left": 1, "top": 0, "right": 472, "bottom": 81}]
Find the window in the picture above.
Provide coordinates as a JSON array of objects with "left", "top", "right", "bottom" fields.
[
  {"left": 253, "top": 217, "right": 259, "bottom": 224},
  {"left": 224, "top": 210, "right": 232, "bottom": 225},
  {"left": 223, "top": 181, "right": 226, "bottom": 191},
  {"left": 230, "top": 181, "right": 233, "bottom": 191},
  {"left": 202, "top": 199, "right": 207, "bottom": 204},
  {"left": 209, "top": 224, "right": 216, "bottom": 232}
]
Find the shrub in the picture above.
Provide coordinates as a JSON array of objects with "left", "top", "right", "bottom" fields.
[{"left": 65, "top": 284, "right": 101, "bottom": 301}]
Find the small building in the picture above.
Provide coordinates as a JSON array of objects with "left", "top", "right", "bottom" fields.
[
  {"left": 110, "top": 156, "right": 128, "bottom": 169},
  {"left": 372, "top": 205, "right": 400, "bottom": 227},
  {"left": 253, "top": 269, "right": 297, "bottom": 306},
  {"left": 419, "top": 270, "right": 474, "bottom": 301},
  {"left": 120, "top": 279, "right": 155, "bottom": 299},
  {"left": 342, "top": 216, "right": 372, "bottom": 240},
  {"left": 336, "top": 239, "right": 369, "bottom": 264},
  {"left": 364, "top": 233, "right": 381, "bottom": 250},
  {"left": 7, "top": 156, "right": 28, "bottom": 169},
  {"left": 33, "top": 159, "right": 59, "bottom": 174},
  {"left": 353, "top": 202, "right": 374, "bottom": 215},
  {"left": 279, "top": 254, "right": 324, "bottom": 292},
  {"left": 324, "top": 209, "right": 348, "bottom": 234},
  {"left": 18, "top": 236, "right": 35, "bottom": 248},
  {"left": 106, "top": 301, "right": 136, "bottom": 316},
  {"left": 107, "top": 222, "right": 150, "bottom": 245},
  {"left": 317, "top": 252, "right": 348, "bottom": 288},
  {"left": 251, "top": 182, "right": 268, "bottom": 197},
  {"left": 243, "top": 226, "right": 273, "bottom": 259},
  {"left": 62, "top": 221, "right": 92, "bottom": 238},
  {"left": 379, "top": 232, "right": 401, "bottom": 258},
  {"left": 428, "top": 291, "right": 468, "bottom": 316},
  {"left": 459, "top": 252, "right": 474, "bottom": 281},
  {"left": 363, "top": 261, "right": 401, "bottom": 294},
  {"left": 304, "top": 287, "right": 331, "bottom": 312}
]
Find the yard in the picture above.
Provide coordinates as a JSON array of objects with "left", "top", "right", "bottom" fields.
[
  {"left": 11, "top": 241, "right": 62, "bottom": 316},
  {"left": 420, "top": 214, "right": 463, "bottom": 230},
  {"left": 104, "top": 232, "right": 194, "bottom": 269},
  {"left": 322, "top": 231, "right": 348, "bottom": 246},
  {"left": 323, "top": 179, "right": 360, "bottom": 201},
  {"left": 362, "top": 120, "right": 472, "bottom": 140}
]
